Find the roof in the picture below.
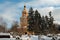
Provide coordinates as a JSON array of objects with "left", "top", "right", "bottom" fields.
[{"left": 0, "top": 33, "right": 10, "bottom": 35}]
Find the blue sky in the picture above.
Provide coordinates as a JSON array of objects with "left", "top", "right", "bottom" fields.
[{"left": 0, "top": 0, "right": 60, "bottom": 28}]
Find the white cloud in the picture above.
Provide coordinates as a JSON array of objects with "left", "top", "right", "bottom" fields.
[
  {"left": 33, "top": 7, "right": 60, "bottom": 24},
  {"left": 26, "top": 0, "right": 60, "bottom": 8},
  {"left": 33, "top": 7, "right": 54, "bottom": 16}
]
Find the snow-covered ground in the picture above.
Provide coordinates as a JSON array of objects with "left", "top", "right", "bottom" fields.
[
  {"left": 0, "top": 33, "right": 60, "bottom": 40},
  {"left": 20, "top": 35, "right": 38, "bottom": 40},
  {"left": 19, "top": 34, "right": 60, "bottom": 40}
]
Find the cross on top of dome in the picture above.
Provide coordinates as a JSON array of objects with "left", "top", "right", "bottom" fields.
[{"left": 24, "top": 4, "right": 26, "bottom": 8}]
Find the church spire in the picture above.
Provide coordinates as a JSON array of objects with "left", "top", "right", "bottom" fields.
[
  {"left": 24, "top": 4, "right": 26, "bottom": 10},
  {"left": 22, "top": 4, "right": 28, "bottom": 17},
  {"left": 24, "top": 4, "right": 26, "bottom": 8},
  {"left": 20, "top": 4, "right": 28, "bottom": 34}
]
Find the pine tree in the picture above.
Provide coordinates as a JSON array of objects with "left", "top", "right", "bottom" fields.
[
  {"left": 34, "top": 10, "right": 41, "bottom": 34},
  {"left": 48, "top": 11, "right": 54, "bottom": 33},
  {"left": 49, "top": 11, "right": 54, "bottom": 27},
  {"left": 27, "top": 7, "right": 34, "bottom": 32}
]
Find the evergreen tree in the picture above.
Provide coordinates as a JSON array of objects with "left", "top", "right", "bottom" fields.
[
  {"left": 34, "top": 10, "right": 41, "bottom": 34},
  {"left": 49, "top": 11, "right": 54, "bottom": 27},
  {"left": 45, "top": 15, "right": 50, "bottom": 34},
  {"left": 45, "top": 15, "right": 49, "bottom": 28},
  {"left": 41, "top": 16, "right": 46, "bottom": 34},
  {"left": 27, "top": 7, "right": 34, "bottom": 32},
  {"left": 48, "top": 11, "right": 54, "bottom": 33}
]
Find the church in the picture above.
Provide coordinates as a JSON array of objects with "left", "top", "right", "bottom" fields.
[{"left": 20, "top": 4, "right": 29, "bottom": 34}]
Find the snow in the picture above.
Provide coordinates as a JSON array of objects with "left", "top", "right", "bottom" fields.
[
  {"left": 20, "top": 35, "right": 38, "bottom": 40},
  {"left": 31, "top": 35, "right": 38, "bottom": 40}
]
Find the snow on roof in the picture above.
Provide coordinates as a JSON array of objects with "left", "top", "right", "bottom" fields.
[{"left": 0, "top": 33, "right": 10, "bottom": 35}]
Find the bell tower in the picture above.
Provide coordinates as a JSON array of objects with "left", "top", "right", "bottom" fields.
[
  {"left": 22, "top": 4, "right": 28, "bottom": 17},
  {"left": 20, "top": 4, "right": 28, "bottom": 34}
]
